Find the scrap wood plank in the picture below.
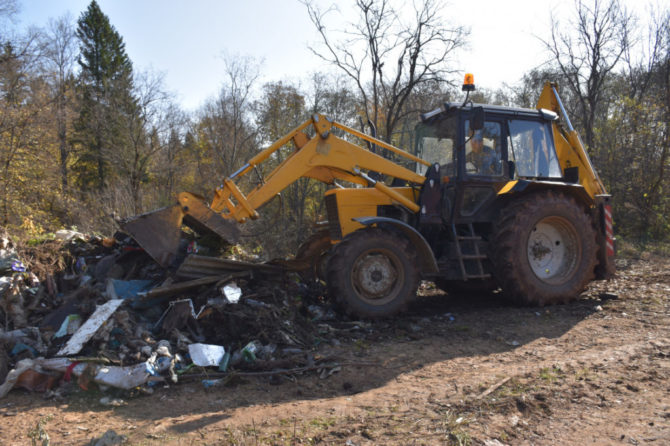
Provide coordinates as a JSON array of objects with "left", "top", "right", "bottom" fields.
[{"left": 138, "top": 271, "right": 250, "bottom": 301}]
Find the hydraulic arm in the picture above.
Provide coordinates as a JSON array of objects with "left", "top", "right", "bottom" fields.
[
  {"left": 210, "top": 114, "right": 429, "bottom": 222},
  {"left": 122, "top": 114, "right": 430, "bottom": 267},
  {"left": 536, "top": 82, "right": 608, "bottom": 199}
]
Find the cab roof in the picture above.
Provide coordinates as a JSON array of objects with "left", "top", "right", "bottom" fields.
[{"left": 444, "top": 102, "right": 558, "bottom": 121}]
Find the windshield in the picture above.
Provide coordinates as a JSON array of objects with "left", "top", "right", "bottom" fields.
[
  {"left": 508, "top": 120, "right": 561, "bottom": 178},
  {"left": 414, "top": 114, "right": 458, "bottom": 176}
]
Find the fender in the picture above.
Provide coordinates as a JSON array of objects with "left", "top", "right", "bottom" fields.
[
  {"left": 497, "top": 179, "right": 592, "bottom": 207},
  {"left": 353, "top": 216, "right": 439, "bottom": 275}
]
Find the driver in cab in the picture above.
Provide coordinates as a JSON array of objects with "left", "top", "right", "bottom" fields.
[{"left": 466, "top": 129, "right": 498, "bottom": 175}]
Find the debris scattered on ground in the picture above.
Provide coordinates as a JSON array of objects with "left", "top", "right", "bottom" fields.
[
  {"left": 0, "top": 229, "right": 342, "bottom": 400},
  {"left": 1, "top": 247, "right": 667, "bottom": 444},
  {"left": 476, "top": 376, "right": 511, "bottom": 399}
]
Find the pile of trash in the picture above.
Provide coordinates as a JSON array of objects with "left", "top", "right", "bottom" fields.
[{"left": 0, "top": 229, "right": 342, "bottom": 399}]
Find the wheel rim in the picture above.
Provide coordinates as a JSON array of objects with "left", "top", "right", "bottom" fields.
[
  {"left": 527, "top": 216, "right": 581, "bottom": 284},
  {"left": 351, "top": 248, "right": 404, "bottom": 305}
]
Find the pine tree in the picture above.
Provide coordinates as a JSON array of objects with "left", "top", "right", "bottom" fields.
[{"left": 73, "top": 0, "right": 135, "bottom": 190}]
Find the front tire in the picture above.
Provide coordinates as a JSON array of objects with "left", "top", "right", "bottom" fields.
[
  {"left": 492, "top": 191, "right": 597, "bottom": 305},
  {"left": 295, "top": 230, "right": 331, "bottom": 282},
  {"left": 327, "top": 228, "right": 420, "bottom": 318}
]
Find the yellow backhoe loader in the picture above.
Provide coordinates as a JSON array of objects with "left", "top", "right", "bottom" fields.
[{"left": 121, "top": 78, "right": 615, "bottom": 318}]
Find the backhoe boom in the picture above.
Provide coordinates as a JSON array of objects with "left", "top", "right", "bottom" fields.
[{"left": 122, "top": 113, "right": 429, "bottom": 266}]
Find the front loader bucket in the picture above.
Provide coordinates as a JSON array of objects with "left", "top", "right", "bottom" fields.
[
  {"left": 121, "top": 205, "right": 184, "bottom": 268},
  {"left": 121, "top": 192, "right": 240, "bottom": 268}
]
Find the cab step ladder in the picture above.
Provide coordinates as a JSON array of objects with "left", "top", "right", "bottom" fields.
[{"left": 451, "top": 223, "right": 491, "bottom": 281}]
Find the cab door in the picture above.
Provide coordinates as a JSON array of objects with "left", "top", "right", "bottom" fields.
[{"left": 452, "top": 117, "right": 510, "bottom": 223}]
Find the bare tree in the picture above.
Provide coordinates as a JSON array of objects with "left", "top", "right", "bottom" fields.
[
  {"left": 567, "top": 4, "right": 670, "bottom": 240},
  {"left": 306, "top": 72, "right": 358, "bottom": 127},
  {"left": 643, "top": 7, "right": 670, "bottom": 237},
  {"left": 305, "top": 0, "right": 467, "bottom": 143},
  {"left": 196, "top": 55, "right": 259, "bottom": 183},
  {"left": 42, "top": 14, "right": 77, "bottom": 191},
  {"left": 621, "top": 5, "right": 668, "bottom": 99},
  {"left": 0, "top": 0, "right": 18, "bottom": 29},
  {"left": 153, "top": 105, "right": 188, "bottom": 204},
  {"left": 542, "top": 0, "right": 633, "bottom": 150},
  {"left": 111, "top": 69, "right": 173, "bottom": 214}
]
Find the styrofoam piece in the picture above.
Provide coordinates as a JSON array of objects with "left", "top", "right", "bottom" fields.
[
  {"left": 188, "top": 343, "right": 226, "bottom": 367},
  {"left": 222, "top": 282, "right": 242, "bottom": 303}
]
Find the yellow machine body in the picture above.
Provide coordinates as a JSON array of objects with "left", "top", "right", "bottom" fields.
[
  {"left": 122, "top": 83, "right": 611, "bottom": 276},
  {"left": 122, "top": 114, "right": 429, "bottom": 266}
]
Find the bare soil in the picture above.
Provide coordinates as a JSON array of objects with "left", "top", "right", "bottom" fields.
[{"left": 1, "top": 256, "right": 668, "bottom": 445}]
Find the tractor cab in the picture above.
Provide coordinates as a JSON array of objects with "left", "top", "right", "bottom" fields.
[
  {"left": 414, "top": 99, "right": 564, "bottom": 226},
  {"left": 412, "top": 78, "right": 573, "bottom": 283}
]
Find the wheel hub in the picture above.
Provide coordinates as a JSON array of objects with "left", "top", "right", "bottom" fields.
[
  {"left": 530, "top": 238, "right": 553, "bottom": 260},
  {"left": 527, "top": 218, "right": 579, "bottom": 283},
  {"left": 353, "top": 253, "right": 397, "bottom": 299},
  {"left": 370, "top": 270, "right": 383, "bottom": 282}
]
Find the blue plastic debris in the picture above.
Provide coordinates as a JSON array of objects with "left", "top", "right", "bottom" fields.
[
  {"left": 106, "top": 279, "right": 156, "bottom": 308},
  {"left": 202, "top": 378, "right": 223, "bottom": 388},
  {"left": 107, "top": 279, "right": 154, "bottom": 300},
  {"left": 74, "top": 257, "right": 87, "bottom": 273},
  {"left": 11, "top": 260, "right": 25, "bottom": 272},
  {"left": 10, "top": 342, "right": 38, "bottom": 357}
]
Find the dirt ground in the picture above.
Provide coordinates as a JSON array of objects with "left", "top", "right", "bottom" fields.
[{"left": 1, "top": 256, "right": 668, "bottom": 445}]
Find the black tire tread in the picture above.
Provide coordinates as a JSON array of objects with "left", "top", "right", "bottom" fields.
[
  {"left": 491, "top": 190, "right": 597, "bottom": 305},
  {"left": 327, "top": 227, "right": 419, "bottom": 318}
]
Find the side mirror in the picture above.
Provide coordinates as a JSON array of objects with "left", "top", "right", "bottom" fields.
[{"left": 471, "top": 107, "right": 485, "bottom": 130}]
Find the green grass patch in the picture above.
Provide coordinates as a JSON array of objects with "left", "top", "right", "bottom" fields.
[
  {"left": 308, "top": 416, "right": 337, "bottom": 430},
  {"left": 539, "top": 365, "right": 564, "bottom": 383}
]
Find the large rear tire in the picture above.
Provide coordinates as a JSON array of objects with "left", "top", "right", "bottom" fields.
[
  {"left": 492, "top": 191, "right": 597, "bottom": 305},
  {"left": 327, "top": 228, "right": 420, "bottom": 318}
]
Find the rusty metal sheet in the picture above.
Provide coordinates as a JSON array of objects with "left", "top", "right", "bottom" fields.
[
  {"left": 176, "top": 254, "right": 282, "bottom": 280},
  {"left": 120, "top": 204, "right": 184, "bottom": 268}
]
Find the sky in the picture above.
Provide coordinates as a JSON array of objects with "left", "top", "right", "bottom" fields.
[{"left": 14, "top": 0, "right": 654, "bottom": 111}]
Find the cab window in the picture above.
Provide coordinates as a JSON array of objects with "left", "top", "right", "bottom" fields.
[
  {"left": 414, "top": 115, "right": 457, "bottom": 176},
  {"left": 464, "top": 120, "right": 503, "bottom": 176},
  {"left": 508, "top": 120, "right": 561, "bottom": 178}
]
